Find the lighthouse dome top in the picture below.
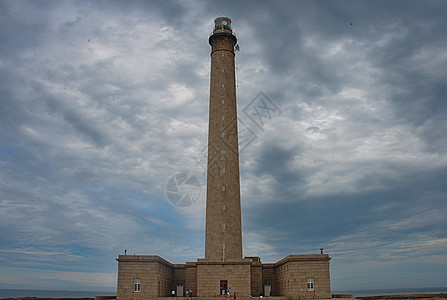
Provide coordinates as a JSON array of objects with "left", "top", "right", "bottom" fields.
[{"left": 214, "top": 16, "right": 232, "bottom": 30}]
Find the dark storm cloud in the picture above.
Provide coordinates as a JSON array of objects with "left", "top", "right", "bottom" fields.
[
  {"left": 106, "top": 0, "right": 187, "bottom": 25},
  {"left": 250, "top": 137, "right": 309, "bottom": 201},
  {"left": 0, "top": 2, "right": 47, "bottom": 55},
  {"left": 235, "top": 4, "right": 447, "bottom": 285}
]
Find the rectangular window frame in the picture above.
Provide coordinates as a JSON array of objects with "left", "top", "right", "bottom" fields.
[
  {"left": 307, "top": 277, "right": 314, "bottom": 291},
  {"left": 134, "top": 278, "right": 141, "bottom": 292}
]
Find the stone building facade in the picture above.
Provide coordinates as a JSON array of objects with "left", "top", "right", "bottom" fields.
[
  {"left": 116, "top": 254, "right": 331, "bottom": 299},
  {"left": 116, "top": 16, "right": 331, "bottom": 300}
]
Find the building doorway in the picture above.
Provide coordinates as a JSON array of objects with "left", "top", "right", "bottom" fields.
[
  {"left": 220, "top": 280, "right": 228, "bottom": 295},
  {"left": 264, "top": 283, "right": 271, "bottom": 296},
  {"left": 176, "top": 283, "right": 183, "bottom": 297}
]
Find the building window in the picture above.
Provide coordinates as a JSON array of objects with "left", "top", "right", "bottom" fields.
[
  {"left": 222, "top": 132, "right": 225, "bottom": 137},
  {"left": 307, "top": 278, "right": 314, "bottom": 291},
  {"left": 221, "top": 167, "right": 225, "bottom": 174},
  {"left": 222, "top": 242, "right": 226, "bottom": 249},
  {"left": 222, "top": 100, "right": 224, "bottom": 104},
  {"left": 134, "top": 278, "right": 141, "bottom": 292},
  {"left": 221, "top": 54, "right": 225, "bottom": 57},
  {"left": 222, "top": 115, "right": 224, "bottom": 120},
  {"left": 222, "top": 185, "right": 225, "bottom": 191},
  {"left": 222, "top": 204, "right": 225, "bottom": 211},
  {"left": 221, "top": 150, "right": 225, "bottom": 155},
  {"left": 222, "top": 224, "right": 225, "bottom": 230},
  {"left": 222, "top": 84, "right": 224, "bottom": 87},
  {"left": 222, "top": 69, "right": 225, "bottom": 72}
]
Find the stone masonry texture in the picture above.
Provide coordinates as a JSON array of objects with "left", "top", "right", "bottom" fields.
[{"left": 205, "top": 19, "right": 242, "bottom": 262}]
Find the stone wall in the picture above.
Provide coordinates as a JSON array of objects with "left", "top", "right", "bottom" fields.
[
  {"left": 159, "top": 262, "right": 174, "bottom": 297},
  {"left": 262, "top": 264, "right": 276, "bottom": 296},
  {"left": 185, "top": 262, "right": 197, "bottom": 297},
  {"left": 275, "top": 255, "right": 331, "bottom": 299},
  {"left": 250, "top": 260, "right": 263, "bottom": 297},
  {"left": 116, "top": 255, "right": 173, "bottom": 300},
  {"left": 196, "top": 261, "right": 251, "bottom": 297},
  {"left": 116, "top": 255, "right": 331, "bottom": 300},
  {"left": 172, "top": 264, "right": 186, "bottom": 296}
]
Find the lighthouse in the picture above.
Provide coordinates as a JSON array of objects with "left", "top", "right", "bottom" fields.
[
  {"left": 115, "top": 16, "right": 332, "bottom": 300},
  {"left": 205, "top": 16, "right": 243, "bottom": 262}
]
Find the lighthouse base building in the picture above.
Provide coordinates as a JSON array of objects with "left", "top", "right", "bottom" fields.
[
  {"left": 116, "top": 16, "right": 331, "bottom": 300},
  {"left": 116, "top": 255, "right": 331, "bottom": 300}
]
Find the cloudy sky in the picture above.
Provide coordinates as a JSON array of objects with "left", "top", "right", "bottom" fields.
[{"left": 1, "top": 0, "right": 447, "bottom": 293}]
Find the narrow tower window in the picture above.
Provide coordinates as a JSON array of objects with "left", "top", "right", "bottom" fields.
[
  {"left": 221, "top": 132, "right": 225, "bottom": 137},
  {"left": 222, "top": 69, "right": 225, "bottom": 72},
  {"left": 222, "top": 204, "right": 225, "bottom": 211},
  {"left": 221, "top": 167, "right": 225, "bottom": 174},
  {"left": 222, "top": 185, "right": 225, "bottom": 191},
  {"left": 221, "top": 150, "right": 225, "bottom": 155},
  {"left": 222, "top": 100, "right": 224, "bottom": 104},
  {"left": 222, "top": 115, "right": 224, "bottom": 120},
  {"left": 221, "top": 84, "right": 225, "bottom": 87},
  {"left": 222, "top": 224, "right": 225, "bottom": 230}
]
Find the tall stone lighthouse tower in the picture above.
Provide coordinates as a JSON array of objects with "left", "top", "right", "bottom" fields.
[
  {"left": 205, "top": 16, "right": 242, "bottom": 262},
  {"left": 195, "top": 17, "right": 252, "bottom": 298},
  {"left": 115, "top": 16, "right": 332, "bottom": 300}
]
